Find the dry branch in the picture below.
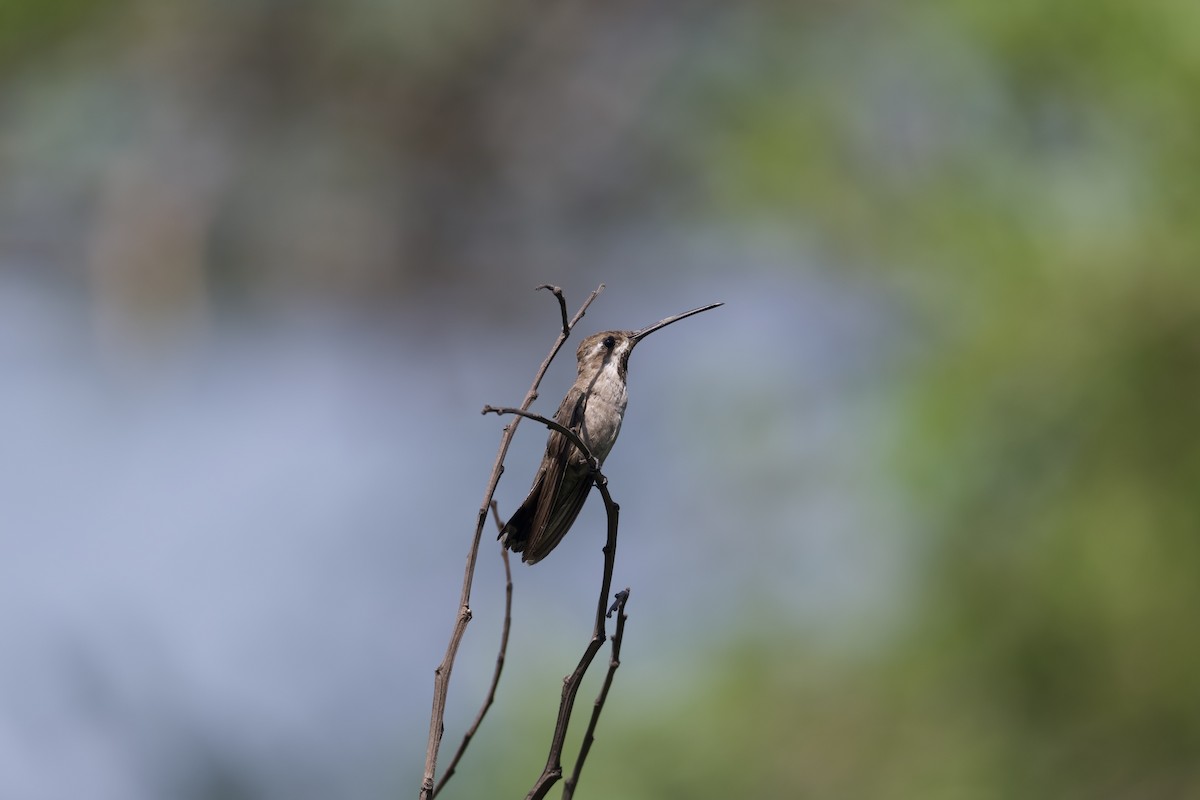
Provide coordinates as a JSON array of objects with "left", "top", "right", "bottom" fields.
[
  {"left": 419, "top": 284, "right": 603, "bottom": 800},
  {"left": 480, "top": 402, "right": 629, "bottom": 799},
  {"left": 524, "top": 455, "right": 624, "bottom": 800},
  {"left": 431, "top": 503, "right": 513, "bottom": 798},
  {"left": 563, "top": 587, "right": 631, "bottom": 799}
]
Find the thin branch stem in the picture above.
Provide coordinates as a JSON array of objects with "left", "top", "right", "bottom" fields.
[
  {"left": 535, "top": 284, "right": 570, "bottom": 335},
  {"left": 525, "top": 470, "right": 623, "bottom": 800},
  {"left": 431, "top": 503, "right": 514, "bottom": 798},
  {"left": 481, "top": 406, "right": 596, "bottom": 469},
  {"left": 420, "top": 284, "right": 604, "bottom": 800},
  {"left": 563, "top": 587, "right": 631, "bottom": 799}
]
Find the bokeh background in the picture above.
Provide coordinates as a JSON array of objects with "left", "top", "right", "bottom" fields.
[{"left": 3, "top": 1, "right": 1199, "bottom": 798}]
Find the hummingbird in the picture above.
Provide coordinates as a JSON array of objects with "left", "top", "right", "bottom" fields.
[{"left": 500, "top": 302, "right": 723, "bottom": 564}]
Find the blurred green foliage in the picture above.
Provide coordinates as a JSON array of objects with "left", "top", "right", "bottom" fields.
[{"left": 0, "top": 0, "right": 114, "bottom": 67}]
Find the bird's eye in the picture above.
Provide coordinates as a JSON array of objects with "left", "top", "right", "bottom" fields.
[{"left": 602, "top": 335, "right": 616, "bottom": 349}]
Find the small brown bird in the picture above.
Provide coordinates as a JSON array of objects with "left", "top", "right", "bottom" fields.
[{"left": 500, "top": 302, "right": 723, "bottom": 563}]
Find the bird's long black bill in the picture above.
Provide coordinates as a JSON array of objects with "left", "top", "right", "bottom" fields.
[{"left": 630, "top": 302, "right": 724, "bottom": 345}]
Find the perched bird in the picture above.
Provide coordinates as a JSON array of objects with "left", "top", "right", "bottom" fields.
[{"left": 500, "top": 302, "right": 722, "bottom": 563}]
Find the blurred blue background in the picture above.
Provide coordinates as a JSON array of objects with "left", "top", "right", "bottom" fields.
[{"left": 3, "top": 1, "right": 1198, "bottom": 798}]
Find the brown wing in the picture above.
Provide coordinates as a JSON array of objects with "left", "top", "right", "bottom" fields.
[
  {"left": 498, "top": 389, "right": 583, "bottom": 555},
  {"left": 497, "top": 472, "right": 542, "bottom": 553},
  {"left": 522, "top": 467, "right": 593, "bottom": 563},
  {"left": 520, "top": 388, "right": 595, "bottom": 563}
]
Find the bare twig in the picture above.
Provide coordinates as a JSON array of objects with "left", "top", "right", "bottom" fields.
[
  {"left": 525, "top": 467, "right": 623, "bottom": 800},
  {"left": 431, "top": 503, "right": 514, "bottom": 798},
  {"left": 420, "top": 284, "right": 604, "bottom": 800},
  {"left": 535, "top": 284, "right": 570, "bottom": 335},
  {"left": 481, "top": 406, "right": 597, "bottom": 470},
  {"left": 563, "top": 587, "right": 631, "bottom": 800}
]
